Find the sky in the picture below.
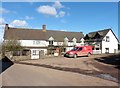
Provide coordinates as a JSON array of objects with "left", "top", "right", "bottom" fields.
[{"left": 0, "top": 1, "right": 119, "bottom": 42}]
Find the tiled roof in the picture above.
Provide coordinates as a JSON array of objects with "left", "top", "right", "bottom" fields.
[
  {"left": 4, "top": 27, "right": 84, "bottom": 42},
  {"left": 84, "top": 29, "right": 111, "bottom": 41},
  {"left": 4, "top": 28, "right": 46, "bottom": 40},
  {"left": 46, "top": 30, "right": 84, "bottom": 42}
]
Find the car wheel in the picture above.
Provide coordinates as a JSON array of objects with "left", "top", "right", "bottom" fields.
[
  {"left": 74, "top": 54, "right": 77, "bottom": 58},
  {"left": 87, "top": 53, "right": 91, "bottom": 57}
]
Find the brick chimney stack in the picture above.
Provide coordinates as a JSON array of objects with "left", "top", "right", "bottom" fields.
[
  {"left": 5, "top": 24, "right": 9, "bottom": 30},
  {"left": 42, "top": 25, "right": 46, "bottom": 32}
]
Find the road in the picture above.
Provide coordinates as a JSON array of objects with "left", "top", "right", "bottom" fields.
[{"left": 1, "top": 63, "right": 118, "bottom": 86}]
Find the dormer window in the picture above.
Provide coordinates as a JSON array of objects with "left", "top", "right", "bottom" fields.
[
  {"left": 106, "top": 36, "right": 110, "bottom": 42},
  {"left": 72, "top": 38, "right": 77, "bottom": 45},
  {"left": 64, "top": 37, "right": 69, "bottom": 46},
  {"left": 80, "top": 38, "right": 84, "bottom": 46},
  {"left": 49, "top": 41, "right": 53, "bottom": 45},
  {"left": 48, "top": 36, "right": 54, "bottom": 45}
]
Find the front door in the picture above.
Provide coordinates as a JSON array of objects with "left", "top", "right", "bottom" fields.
[{"left": 105, "top": 48, "right": 109, "bottom": 54}]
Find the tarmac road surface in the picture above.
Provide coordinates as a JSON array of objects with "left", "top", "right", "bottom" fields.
[{"left": 1, "top": 63, "right": 118, "bottom": 86}]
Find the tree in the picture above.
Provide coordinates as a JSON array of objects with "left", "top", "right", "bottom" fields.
[{"left": 2, "top": 39, "right": 23, "bottom": 58}]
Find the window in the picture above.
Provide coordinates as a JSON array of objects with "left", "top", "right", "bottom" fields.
[
  {"left": 72, "top": 47, "right": 79, "bottom": 51},
  {"left": 33, "top": 41, "right": 36, "bottom": 44},
  {"left": 105, "top": 48, "right": 109, "bottom": 53},
  {"left": 33, "top": 50, "right": 39, "bottom": 55},
  {"left": 106, "top": 36, "right": 110, "bottom": 42},
  {"left": 48, "top": 36, "right": 54, "bottom": 45},
  {"left": 49, "top": 40, "right": 53, "bottom": 45},
  {"left": 22, "top": 50, "right": 30, "bottom": 56},
  {"left": 33, "top": 40, "right": 41, "bottom": 45},
  {"left": 36, "top": 41, "right": 41, "bottom": 44},
  {"left": 78, "top": 47, "right": 82, "bottom": 51}
]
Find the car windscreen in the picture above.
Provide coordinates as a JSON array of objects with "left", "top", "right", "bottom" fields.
[
  {"left": 78, "top": 47, "right": 82, "bottom": 51},
  {"left": 71, "top": 47, "right": 79, "bottom": 51}
]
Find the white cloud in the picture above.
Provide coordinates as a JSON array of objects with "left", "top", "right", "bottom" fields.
[
  {"left": 58, "top": 11, "right": 66, "bottom": 17},
  {"left": 0, "top": 18, "right": 5, "bottom": 25},
  {"left": 25, "top": 16, "right": 34, "bottom": 20},
  {"left": 36, "top": 1, "right": 67, "bottom": 18},
  {"left": 0, "top": 7, "right": 9, "bottom": 14},
  {"left": 37, "top": 5, "right": 57, "bottom": 16},
  {"left": 53, "top": 1, "right": 64, "bottom": 9},
  {"left": 10, "top": 20, "right": 28, "bottom": 27}
]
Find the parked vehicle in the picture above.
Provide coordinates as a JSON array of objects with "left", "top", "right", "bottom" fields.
[{"left": 64, "top": 46, "right": 93, "bottom": 58}]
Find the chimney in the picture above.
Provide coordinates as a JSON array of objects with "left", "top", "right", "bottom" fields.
[
  {"left": 5, "top": 24, "right": 9, "bottom": 30},
  {"left": 42, "top": 25, "right": 46, "bottom": 32}
]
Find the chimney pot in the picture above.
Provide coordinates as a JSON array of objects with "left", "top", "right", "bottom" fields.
[
  {"left": 5, "top": 24, "right": 9, "bottom": 30},
  {"left": 42, "top": 25, "right": 46, "bottom": 32}
]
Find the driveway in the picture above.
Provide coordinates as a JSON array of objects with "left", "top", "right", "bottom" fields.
[
  {"left": 1, "top": 63, "right": 118, "bottom": 86},
  {"left": 18, "top": 54, "right": 120, "bottom": 83}
]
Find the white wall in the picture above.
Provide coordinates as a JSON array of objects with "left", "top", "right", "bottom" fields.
[
  {"left": 19, "top": 40, "right": 48, "bottom": 59},
  {"left": 20, "top": 39, "right": 85, "bottom": 59},
  {"left": 102, "top": 30, "right": 118, "bottom": 53},
  {"left": 68, "top": 42, "right": 73, "bottom": 46},
  {"left": 20, "top": 40, "right": 48, "bottom": 47},
  {"left": 30, "top": 49, "right": 47, "bottom": 59},
  {"left": 53, "top": 42, "right": 57, "bottom": 46}
]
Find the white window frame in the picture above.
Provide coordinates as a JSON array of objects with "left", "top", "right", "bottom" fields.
[
  {"left": 49, "top": 40, "right": 54, "bottom": 45},
  {"left": 33, "top": 40, "right": 41, "bottom": 45},
  {"left": 106, "top": 36, "right": 110, "bottom": 42},
  {"left": 32, "top": 50, "right": 39, "bottom": 55}
]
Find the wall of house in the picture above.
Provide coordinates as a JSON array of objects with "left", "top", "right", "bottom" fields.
[
  {"left": 19, "top": 40, "right": 48, "bottom": 59},
  {"left": 20, "top": 40, "right": 84, "bottom": 59},
  {"left": 102, "top": 30, "right": 118, "bottom": 53},
  {"left": 68, "top": 42, "right": 73, "bottom": 46},
  {"left": 20, "top": 40, "right": 48, "bottom": 47},
  {"left": 53, "top": 42, "right": 58, "bottom": 46},
  {"left": 30, "top": 49, "right": 47, "bottom": 59}
]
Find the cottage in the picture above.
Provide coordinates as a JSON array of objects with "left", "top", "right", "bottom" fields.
[
  {"left": 4, "top": 24, "right": 84, "bottom": 59},
  {"left": 84, "top": 29, "right": 119, "bottom": 54}
]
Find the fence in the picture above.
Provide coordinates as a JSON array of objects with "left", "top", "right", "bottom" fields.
[{"left": 12, "top": 56, "right": 30, "bottom": 61}]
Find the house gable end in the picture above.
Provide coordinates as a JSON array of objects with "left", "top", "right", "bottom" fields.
[{"left": 102, "top": 29, "right": 119, "bottom": 43}]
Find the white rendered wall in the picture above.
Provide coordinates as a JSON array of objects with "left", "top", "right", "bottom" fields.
[
  {"left": 20, "top": 40, "right": 48, "bottom": 47},
  {"left": 102, "top": 30, "right": 118, "bottom": 53},
  {"left": 30, "top": 49, "right": 47, "bottom": 59}
]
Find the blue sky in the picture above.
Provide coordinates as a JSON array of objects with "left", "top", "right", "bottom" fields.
[{"left": 0, "top": 2, "right": 119, "bottom": 41}]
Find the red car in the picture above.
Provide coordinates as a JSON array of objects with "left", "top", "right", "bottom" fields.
[{"left": 64, "top": 46, "right": 93, "bottom": 58}]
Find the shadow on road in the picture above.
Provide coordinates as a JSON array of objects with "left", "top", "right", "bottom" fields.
[
  {"left": 94, "top": 54, "right": 120, "bottom": 69},
  {"left": 0, "top": 56, "right": 14, "bottom": 74}
]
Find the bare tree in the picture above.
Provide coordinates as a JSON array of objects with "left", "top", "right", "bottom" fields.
[{"left": 2, "top": 39, "right": 23, "bottom": 58}]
